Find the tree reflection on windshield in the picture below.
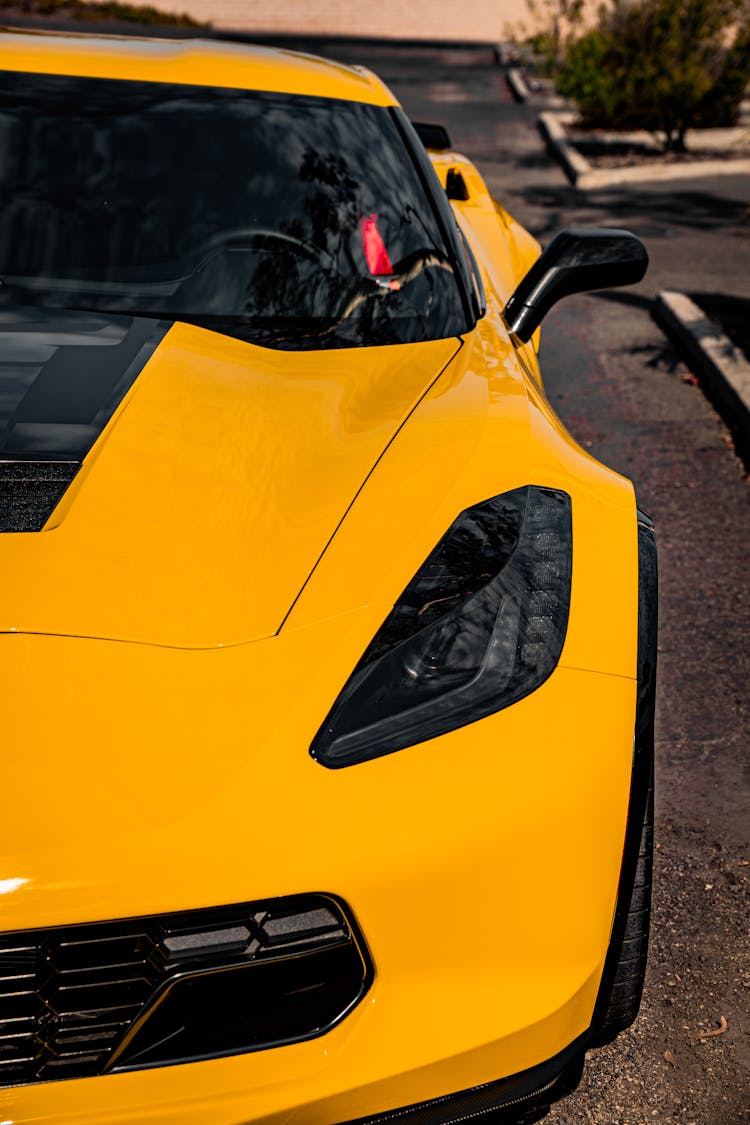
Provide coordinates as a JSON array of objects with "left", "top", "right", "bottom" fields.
[{"left": 0, "top": 72, "right": 466, "bottom": 349}]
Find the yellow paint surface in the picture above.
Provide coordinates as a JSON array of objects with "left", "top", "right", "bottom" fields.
[
  {"left": 0, "top": 328, "right": 458, "bottom": 646},
  {"left": 0, "top": 30, "right": 396, "bottom": 103}
]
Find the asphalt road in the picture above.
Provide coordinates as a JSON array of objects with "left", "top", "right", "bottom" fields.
[{"left": 278, "top": 39, "right": 750, "bottom": 1125}]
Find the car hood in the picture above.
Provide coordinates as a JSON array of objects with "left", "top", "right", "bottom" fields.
[{"left": 0, "top": 310, "right": 460, "bottom": 647}]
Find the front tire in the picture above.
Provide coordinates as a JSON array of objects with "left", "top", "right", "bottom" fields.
[{"left": 594, "top": 760, "right": 653, "bottom": 1044}]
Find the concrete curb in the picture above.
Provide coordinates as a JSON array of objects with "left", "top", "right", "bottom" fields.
[
  {"left": 653, "top": 291, "right": 750, "bottom": 463},
  {"left": 506, "top": 68, "right": 530, "bottom": 103},
  {"left": 538, "top": 111, "right": 589, "bottom": 184},
  {"left": 539, "top": 110, "right": 750, "bottom": 189}
]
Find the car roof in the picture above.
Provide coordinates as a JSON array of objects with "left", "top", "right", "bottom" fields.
[{"left": 0, "top": 29, "right": 397, "bottom": 105}]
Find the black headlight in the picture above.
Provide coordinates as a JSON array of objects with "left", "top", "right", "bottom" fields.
[{"left": 311, "top": 485, "right": 572, "bottom": 768}]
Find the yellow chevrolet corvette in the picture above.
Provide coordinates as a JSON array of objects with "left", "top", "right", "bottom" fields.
[{"left": 0, "top": 30, "right": 657, "bottom": 1125}]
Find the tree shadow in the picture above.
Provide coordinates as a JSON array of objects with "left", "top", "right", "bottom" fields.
[
  {"left": 516, "top": 152, "right": 557, "bottom": 169},
  {"left": 588, "top": 289, "right": 654, "bottom": 312},
  {"left": 520, "top": 183, "right": 748, "bottom": 232}
]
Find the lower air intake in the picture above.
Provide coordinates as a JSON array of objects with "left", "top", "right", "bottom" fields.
[{"left": 0, "top": 893, "right": 370, "bottom": 1087}]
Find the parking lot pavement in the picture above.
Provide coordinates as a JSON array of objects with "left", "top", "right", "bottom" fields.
[{"left": 283, "top": 39, "right": 750, "bottom": 1125}]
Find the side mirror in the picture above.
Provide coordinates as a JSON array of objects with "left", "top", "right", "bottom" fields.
[
  {"left": 503, "top": 227, "right": 648, "bottom": 343},
  {"left": 412, "top": 122, "right": 452, "bottom": 150}
]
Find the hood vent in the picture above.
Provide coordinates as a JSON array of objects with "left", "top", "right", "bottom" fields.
[
  {"left": 0, "top": 306, "right": 169, "bottom": 532},
  {"left": 0, "top": 461, "right": 79, "bottom": 532}
]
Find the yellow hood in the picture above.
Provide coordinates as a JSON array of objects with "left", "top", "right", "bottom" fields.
[{"left": 0, "top": 321, "right": 460, "bottom": 647}]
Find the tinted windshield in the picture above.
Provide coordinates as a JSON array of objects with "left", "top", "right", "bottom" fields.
[{"left": 0, "top": 71, "right": 467, "bottom": 349}]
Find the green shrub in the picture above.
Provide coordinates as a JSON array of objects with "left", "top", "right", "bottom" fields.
[
  {"left": 556, "top": 0, "right": 750, "bottom": 149},
  {"left": 527, "top": 30, "right": 560, "bottom": 75},
  {"left": 523, "top": 0, "right": 586, "bottom": 74}
]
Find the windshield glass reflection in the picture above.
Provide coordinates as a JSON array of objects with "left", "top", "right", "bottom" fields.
[{"left": 0, "top": 73, "right": 465, "bottom": 349}]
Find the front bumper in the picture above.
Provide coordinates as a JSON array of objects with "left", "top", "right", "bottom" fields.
[
  {"left": 340, "top": 1034, "right": 589, "bottom": 1125},
  {"left": 2, "top": 654, "right": 637, "bottom": 1125}
]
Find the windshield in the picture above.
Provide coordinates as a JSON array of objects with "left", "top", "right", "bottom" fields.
[{"left": 0, "top": 71, "right": 467, "bottom": 349}]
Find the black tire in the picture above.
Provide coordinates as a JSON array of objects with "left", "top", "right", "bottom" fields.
[{"left": 594, "top": 762, "right": 653, "bottom": 1044}]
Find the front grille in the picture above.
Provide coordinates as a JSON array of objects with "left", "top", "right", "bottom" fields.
[{"left": 0, "top": 893, "right": 371, "bottom": 1088}]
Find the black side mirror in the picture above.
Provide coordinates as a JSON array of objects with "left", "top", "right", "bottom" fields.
[
  {"left": 503, "top": 228, "right": 648, "bottom": 343},
  {"left": 412, "top": 122, "right": 452, "bottom": 151}
]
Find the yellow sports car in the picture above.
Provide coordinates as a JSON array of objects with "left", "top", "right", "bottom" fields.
[{"left": 0, "top": 31, "right": 657, "bottom": 1125}]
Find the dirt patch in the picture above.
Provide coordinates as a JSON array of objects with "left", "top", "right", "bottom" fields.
[
  {"left": 583, "top": 148, "right": 747, "bottom": 170},
  {"left": 563, "top": 123, "right": 750, "bottom": 172}
]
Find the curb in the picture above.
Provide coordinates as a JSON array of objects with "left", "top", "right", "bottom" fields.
[
  {"left": 538, "top": 111, "right": 590, "bottom": 184},
  {"left": 539, "top": 111, "right": 750, "bottom": 189},
  {"left": 653, "top": 291, "right": 750, "bottom": 464},
  {"left": 506, "top": 68, "right": 530, "bottom": 103}
]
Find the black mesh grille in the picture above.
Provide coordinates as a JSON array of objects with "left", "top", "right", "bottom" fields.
[{"left": 0, "top": 893, "right": 370, "bottom": 1088}]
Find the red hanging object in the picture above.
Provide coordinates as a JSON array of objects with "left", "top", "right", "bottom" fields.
[{"left": 359, "top": 213, "right": 394, "bottom": 276}]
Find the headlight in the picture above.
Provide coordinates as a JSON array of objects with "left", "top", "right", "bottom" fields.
[{"left": 311, "top": 485, "right": 572, "bottom": 768}]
